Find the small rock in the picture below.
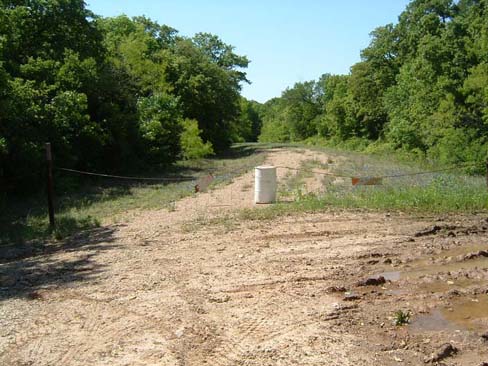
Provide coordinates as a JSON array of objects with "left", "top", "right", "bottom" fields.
[
  {"left": 175, "top": 327, "right": 185, "bottom": 338},
  {"left": 463, "top": 250, "right": 488, "bottom": 260},
  {"left": 447, "top": 289, "right": 460, "bottom": 297},
  {"left": 481, "top": 332, "right": 488, "bottom": 341},
  {"left": 325, "top": 286, "right": 347, "bottom": 293},
  {"left": 415, "top": 225, "right": 442, "bottom": 238},
  {"left": 357, "top": 276, "right": 386, "bottom": 287},
  {"left": 425, "top": 343, "right": 458, "bottom": 363},
  {"left": 343, "top": 293, "right": 361, "bottom": 301},
  {"left": 209, "top": 294, "right": 231, "bottom": 303}
]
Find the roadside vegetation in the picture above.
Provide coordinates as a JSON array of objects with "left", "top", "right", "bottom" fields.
[
  {"left": 258, "top": 0, "right": 488, "bottom": 172},
  {"left": 0, "top": 145, "right": 265, "bottom": 245},
  {"left": 0, "top": 1, "right": 262, "bottom": 194},
  {"left": 2, "top": 0, "right": 488, "bottom": 245},
  {"left": 238, "top": 144, "right": 488, "bottom": 222}
]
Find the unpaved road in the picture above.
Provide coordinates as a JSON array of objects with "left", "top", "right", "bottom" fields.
[{"left": 1, "top": 148, "right": 488, "bottom": 365}]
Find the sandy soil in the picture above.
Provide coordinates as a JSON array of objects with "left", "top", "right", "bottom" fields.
[{"left": 1, "top": 148, "right": 488, "bottom": 365}]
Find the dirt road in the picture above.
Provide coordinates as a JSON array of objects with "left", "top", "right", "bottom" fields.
[{"left": 1, "top": 148, "right": 488, "bottom": 365}]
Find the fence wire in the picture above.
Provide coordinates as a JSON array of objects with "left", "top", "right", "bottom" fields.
[
  {"left": 56, "top": 167, "right": 195, "bottom": 182},
  {"left": 57, "top": 160, "right": 483, "bottom": 189},
  {"left": 277, "top": 161, "right": 481, "bottom": 180}
]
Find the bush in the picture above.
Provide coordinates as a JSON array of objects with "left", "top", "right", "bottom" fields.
[
  {"left": 427, "top": 128, "right": 487, "bottom": 173},
  {"left": 180, "top": 119, "right": 214, "bottom": 160},
  {"left": 137, "top": 93, "right": 183, "bottom": 165}
]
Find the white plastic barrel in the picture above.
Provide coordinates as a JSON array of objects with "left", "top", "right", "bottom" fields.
[{"left": 254, "top": 166, "right": 277, "bottom": 204}]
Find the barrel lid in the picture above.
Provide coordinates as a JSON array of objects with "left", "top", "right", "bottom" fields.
[{"left": 255, "top": 165, "right": 276, "bottom": 170}]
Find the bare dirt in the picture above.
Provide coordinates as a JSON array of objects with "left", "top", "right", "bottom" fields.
[{"left": 1, "top": 148, "right": 488, "bottom": 365}]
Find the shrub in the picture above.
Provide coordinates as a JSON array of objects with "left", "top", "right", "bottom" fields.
[{"left": 180, "top": 119, "right": 214, "bottom": 160}]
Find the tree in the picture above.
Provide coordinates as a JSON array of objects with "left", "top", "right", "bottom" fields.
[
  {"left": 167, "top": 35, "right": 248, "bottom": 151},
  {"left": 180, "top": 119, "right": 214, "bottom": 160}
]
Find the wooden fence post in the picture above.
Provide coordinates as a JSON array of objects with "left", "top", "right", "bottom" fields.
[{"left": 46, "top": 143, "right": 55, "bottom": 228}]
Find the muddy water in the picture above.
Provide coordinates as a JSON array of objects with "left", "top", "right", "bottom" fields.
[
  {"left": 410, "top": 296, "right": 488, "bottom": 332},
  {"left": 443, "top": 296, "right": 488, "bottom": 331},
  {"left": 377, "top": 243, "right": 488, "bottom": 283},
  {"left": 377, "top": 257, "right": 487, "bottom": 282},
  {"left": 434, "top": 242, "right": 488, "bottom": 259},
  {"left": 416, "top": 278, "right": 482, "bottom": 294},
  {"left": 377, "top": 243, "right": 488, "bottom": 333},
  {"left": 379, "top": 271, "right": 401, "bottom": 281},
  {"left": 410, "top": 310, "right": 460, "bottom": 332}
]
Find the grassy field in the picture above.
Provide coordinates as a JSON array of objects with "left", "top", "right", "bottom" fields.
[
  {"left": 238, "top": 143, "right": 488, "bottom": 221},
  {"left": 2, "top": 143, "right": 487, "bottom": 246},
  {"left": 0, "top": 145, "right": 265, "bottom": 246}
]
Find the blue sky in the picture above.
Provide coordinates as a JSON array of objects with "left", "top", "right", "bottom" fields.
[{"left": 87, "top": 0, "right": 411, "bottom": 102}]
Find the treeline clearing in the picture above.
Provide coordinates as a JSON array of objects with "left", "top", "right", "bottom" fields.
[{"left": 259, "top": 0, "right": 488, "bottom": 171}]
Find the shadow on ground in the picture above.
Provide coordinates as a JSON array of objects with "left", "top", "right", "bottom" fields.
[
  {"left": 213, "top": 144, "right": 263, "bottom": 160},
  {"left": 0, "top": 225, "right": 118, "bottom": 301},
  {"left": 0, "top": 145, "right": 264, "bottom": 247}
]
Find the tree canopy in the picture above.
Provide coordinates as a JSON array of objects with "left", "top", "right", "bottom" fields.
[
  {"left": 260, "top": 0, "right": 488, "bottom": 168},
  {"left": 0, "top": 1, "right": 258, "bottom": 192}
]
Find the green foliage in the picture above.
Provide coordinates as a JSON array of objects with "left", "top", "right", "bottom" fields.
[
  {"left": 1, "top": 144, "right": 264, "bottom": 245},
  {"left": 234, "top": 98, "right": 262, "bottom": 142},
  {"left": 0, "top": 137, "right": 6, "bottom": 154},
  {"left": 259, "top": 0, "right": 488, "bottom": 170},
  {"left": 427, "top": 128, "right": 488, "bottom": 170},
  {"left": 180, "top": 119, "right": 214, "bottom": 160},
  {"left": 258, "top": 98, "right": 290, "bottom": 143},
  {"left": 52, "top": 215, "right": 100, "bottom": 240},
  {"left": 393, "top": 310, "right": 411, "bottom": 326},
  {"left": 137, "top": 93, "right": 182, "bottom": 165},
  {"left": 0, "top": 2, "right": 252, "bottom": 193},
  {"left": 236, "top": 144, "right": 488, "bottom": 221}
]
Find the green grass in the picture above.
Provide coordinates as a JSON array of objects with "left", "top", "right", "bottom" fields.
[
  {"left": 277, "top": 159, "right": 315, "bottom": 200},
  {"left": 237, "top": 144, "right": 488, "bottom": 221},
  {"left": 0, "top": 145, "right": 266, "bottom": 245},
  {"left": 3, "top": 142, "right": 486, "bottom": 244},
  {"left": 393, "top": 310, "right": 411, "bottom": 326}
]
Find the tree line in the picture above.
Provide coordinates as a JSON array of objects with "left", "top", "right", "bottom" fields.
[
  {"left": 0, "top": 0, "right": 262, "bottom": 192},
  {"left": 259, "top": 0, "right": 488, "bottom": 170}
]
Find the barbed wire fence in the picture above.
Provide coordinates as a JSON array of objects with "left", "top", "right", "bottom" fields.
[{"left": 43, "top": 143, "right": 488, "bottom": 228}]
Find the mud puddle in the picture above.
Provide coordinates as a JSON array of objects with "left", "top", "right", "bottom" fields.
[
  {"left": 410, "top": 296, "right": 488, "bottom": 332},
  {"left": 377, "top": 260, "right": 487, "bottom": 281},
  {"left": 434, "top": 242, "right": 488, "bottom": 259},
  {"left": 376, "top": 243, "right": 488, "bottom": 284}
]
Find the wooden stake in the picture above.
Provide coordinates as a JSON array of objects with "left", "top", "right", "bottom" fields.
[{"left": 46, "top": 143, "right": 55, "bottom": 228}]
